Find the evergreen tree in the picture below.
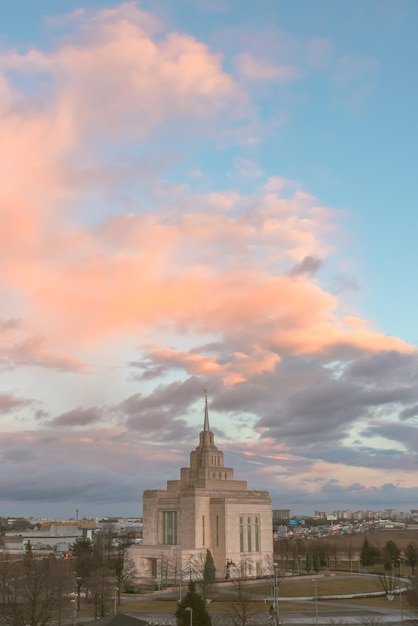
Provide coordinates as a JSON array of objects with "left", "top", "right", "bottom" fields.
[
  {"left": 202, "top": 550, "right": 216, "bottom": 600},
  {"left": 70, "top": 538, "right": 94, "bottom": 610},
  {"left": 176, "top": 581, "right": 211, "bottom": 626},
  {"left": 383, "top": 540, "right": 400, "bottom": 571},
  {"left": 360, "top": 537, "right": 380, "bottom": 567},
  {"left": 305, "top": 554, "right": 313, "bottom": 572},
  {"left": 406, "top": 542, "right": 418, "bottom": 575}
]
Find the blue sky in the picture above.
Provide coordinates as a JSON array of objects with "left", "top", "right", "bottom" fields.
[{"left": 1, "top": 0, "right": 418, "bottom": 519}]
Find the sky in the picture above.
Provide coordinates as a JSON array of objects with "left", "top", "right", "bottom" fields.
[{"left": 1, "top": 0, "right": 418, "bottom": 520}]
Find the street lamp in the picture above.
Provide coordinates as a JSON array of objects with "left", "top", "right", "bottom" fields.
[
  {"left": 273, "top": 563, "right": 280, "bottom": 626},
  {"left": 73, "top": 575, "right": 81, "bottom": 626},
  {"left": 114, "top": 586, "right": 119, "bottom": 615},
  {"left": 178, "top": 557, "right": 183, "bottom": 601},
  {"left": 312, "top": 578, "right": 318, "bottom": 626},
  {"left": 399, "top": 559, "right": 404, "bottom": 624},
  {"left": 185, "top": 606, "right": 193, "bottom": 626}
]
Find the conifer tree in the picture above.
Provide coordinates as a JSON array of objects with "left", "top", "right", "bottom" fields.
[
  {"left": 405, "top": 542, "right": 418, "bottom": 575},
  {"left": 175, "top": 581, "right": 211, "bottom": 626},
  {"left": 202, "top": 549, "right": 216, "bottom": 600},
  {"left": 360, "top": 537, "right": 380, "bottom": 567}
]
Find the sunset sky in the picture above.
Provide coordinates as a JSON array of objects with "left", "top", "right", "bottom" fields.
[{"left": 1, "top": 0, "right": 418, "bottom": 519}]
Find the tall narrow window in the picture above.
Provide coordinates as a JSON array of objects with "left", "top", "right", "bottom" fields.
[
  {"left": 163, "top": 511, "right": 177, "bottom": 545},
  {"left": 247, "top": 516, "right": 252, "bottom": 552},
  {"left": 239, "top": 516, "right": 244, "bottom": 552},
  {"left": 202, "top": 515, "right": 205, "bottom": 546},
  {"left": 216, "top": 515, "right": 219, "bottom": 546},
  {"left": 255, "top": 516, "right": 260, "bottom": 552}
]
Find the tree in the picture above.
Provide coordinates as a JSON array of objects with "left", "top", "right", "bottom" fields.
[
  {"left": 313, "top": 555, "right": 321, "bottom": 573},
  {"left": 290, "top": 537, "right": 305, "bottom": 574},
  {"left": 405, "top": 542, "right": 418, "bottom": 575},
  {"left": 227, "top": 576, "right": 261, "bottom": 626},
  {"left": 406, "top": 573, "right": 418, "bottom": 622},
  {"left": 360, "top": 537, "right": 380, "bottom": 567},
  {"left": 0, "top": 551, "right": 12, "bottom": 608},
  {"left": 112, "top": 544, "right": 136, "bottom": 603},
  {"left": 176, "top": 581, "right": 211, "bottom": 626},
  {"left": 382, "top": 540, "right": 400, "bottom": 572},
  {"left": 2, "top": 552, "right": 73, "bottom": 626},
  {"left": 305, "top": 554, "right": 313, "bottom": 572},
  {"left": 357, "top": 615, "right": 383, "bottom": 626},
  {"left": 86, "top": 534, "right": 116, "bottom": 619},
  {"left": 70, "top": 538, "right": 94, "bottom": 610},
  {"left": 98, "top": 528, "right": 137, "bottom": 604},
  {"left": 378, "top": 572, "right": 397, "bottom": 598},
  {"left": 201, "top": 550, "right": 216, "bottom": 601},
  {"left": 88, "top": 565, "right": 115, "bottom": 619}
]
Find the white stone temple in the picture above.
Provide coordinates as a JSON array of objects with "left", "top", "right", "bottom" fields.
[{"left": 128, "top": 392, "right": 273, "bottom": 586}]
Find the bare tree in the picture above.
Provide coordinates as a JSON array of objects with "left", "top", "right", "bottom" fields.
[
  {"left": 88, "top": 565, "right": 115, "bottom": 619},
  {"left": 86, "top": 533, "right": 117, "bottom": 619},
  {"left": 71, "top": 538, "right": 94, "bottom": 609},
  {"left": 406, "top": 573, "right": 418, "bottom": 623},
  {"left": 0, "top": 551, "right": 13, "bottom": 608},
  {"left": 378, "top": 572, "right": 397, "bottom": 598},
  {"left": 357, "top": 614, "right": 383, "bottom": 626},
  {"left": 108, "top": 535, "right": 137, "bottom": 605},
  {"left": 2, "top": 551, "right": 73, "bottom": 626},
  {"left": 226, "top": 575, "right": 261, "bottom": 626}
]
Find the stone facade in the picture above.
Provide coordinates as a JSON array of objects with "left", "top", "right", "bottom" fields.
[{"left": 128, "top": 393, "right": 272, "bottom": 586}]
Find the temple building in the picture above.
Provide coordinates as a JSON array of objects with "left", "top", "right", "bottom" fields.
[{"left": 128, "top": 392, "right": 273, "bottom": 586}]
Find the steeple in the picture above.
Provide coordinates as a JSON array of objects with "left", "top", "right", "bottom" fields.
[
  {"left": 174, "top": 392, "right": 246, "bottom": 490},
  {"left": 203, "top": 389, "right": 210, "bottom": 432}
]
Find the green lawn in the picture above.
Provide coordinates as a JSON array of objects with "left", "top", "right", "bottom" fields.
[
  {"left": 115, "top": 574, "right": 407, "bottom": 617},
  {"left": 232, "top": 576, "right": 385, "bottom": 598}
]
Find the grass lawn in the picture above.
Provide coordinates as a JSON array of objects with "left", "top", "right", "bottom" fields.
[
  {"left": 115, "top": 574, "right": 407, "bottom": 617},
  {"left": 230, "top": 576, "right": 384, "bottom": 598}
]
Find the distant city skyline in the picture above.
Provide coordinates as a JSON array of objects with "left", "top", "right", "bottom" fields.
[{"left": 1, "top": 1, "right": 418, "bottom": 518}]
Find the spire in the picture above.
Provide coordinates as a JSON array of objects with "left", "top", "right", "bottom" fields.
[{"left": 203, "top": 389, "right": 210, "bottom": 432}]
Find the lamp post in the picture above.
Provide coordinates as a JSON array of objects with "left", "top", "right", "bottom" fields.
[
  {"left": 72, "top": 594, "right": 77, "bottom": 626},
  {"left": 178, "top": 557, "right": 183, "bottom": 601},
  {"left": 273, "top": 563, "right": 280, "bottom": 626},
  {"left": 114, "top": 586, "right": 119, "bottom": 615},
  {"left": 185, "top": 606, "right": 193, "bottom": 626},
  {"left": 312, "top": 578, "right": 318, "bottom": 626},
  {"left": 73, "top": 575, "right": 81, "bottom": 626},
  {"left": 399, "top": 559, "right": 404, "bottom": 624}
]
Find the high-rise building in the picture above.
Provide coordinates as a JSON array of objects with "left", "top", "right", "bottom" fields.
[{"left": 128, "top": 392, "right": 273, "bottom": 585}]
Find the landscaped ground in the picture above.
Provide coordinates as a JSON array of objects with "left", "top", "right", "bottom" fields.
[{"left": 115, "top": 573, "right": 409, "bottom": 618}]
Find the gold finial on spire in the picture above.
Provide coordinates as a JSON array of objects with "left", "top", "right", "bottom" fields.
[{"left": 204, "top": 389, "right": 208, "bottom": 401}]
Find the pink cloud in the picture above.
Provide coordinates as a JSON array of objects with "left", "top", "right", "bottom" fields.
[
  {"left": 0, "top": 5, "right": 241, "bottom": 141},
  {"left": 1, "top": 165, "right": 413, "bottom": 384},
  {"left": 0, "top": 4, "right": 414, "bottom": 391}
]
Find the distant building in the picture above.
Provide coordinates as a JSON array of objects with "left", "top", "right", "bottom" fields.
[
  {"left": 273, "top": 509, "right": 290, "bottom": 529},
  {"left": 128, "top": 393, "right": 273, "bottom": 585},
  {"left": 3, "top": 524, "right": 93, "bottom": 553}
]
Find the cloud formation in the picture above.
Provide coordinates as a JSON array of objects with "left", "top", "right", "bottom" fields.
[{"left": 0, "top": 1, "right": 417, "bottom": 518}]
